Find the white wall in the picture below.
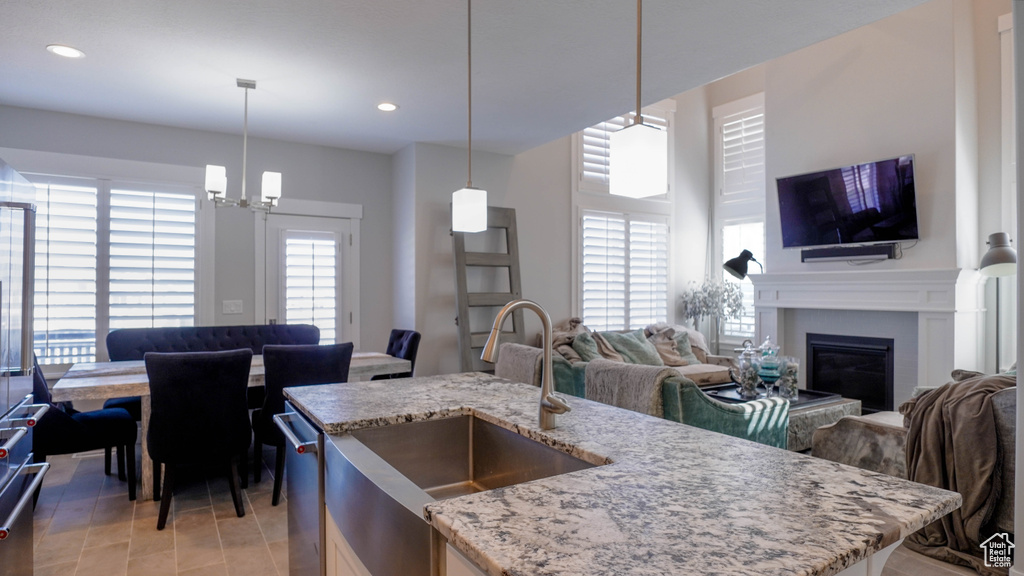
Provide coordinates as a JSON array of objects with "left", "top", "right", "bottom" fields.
[{"left": 0, "top": 104, "right": 396, "bottom": 352}]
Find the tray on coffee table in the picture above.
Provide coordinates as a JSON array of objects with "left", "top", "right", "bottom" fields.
[{"left": 702, "top": 384, "right": 842, "bottom": 410}]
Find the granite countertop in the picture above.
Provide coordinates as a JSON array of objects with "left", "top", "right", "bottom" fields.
[{"left": 285, "top": 372, "right": 960, "bottom": 576}]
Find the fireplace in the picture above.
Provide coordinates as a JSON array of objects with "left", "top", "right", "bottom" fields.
[{"left": 806, "top": 333, "right": 895, "bottom": 413}]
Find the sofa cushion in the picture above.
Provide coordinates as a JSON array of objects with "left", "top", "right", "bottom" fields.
[
  {"left": 600, "top": 330, "right": 664, "bottom": 366},
  {"left": 671, "top": 364, "right": 732, "bottom": 386},
  {"left": 672, "top": 332, "right": 701, "bottom": 366},
  {"left": 648, "top": 330, "right": 688, "bottom": 366},
  {"left": 571, "top": 332, "right": 602, "bottom": 362}
]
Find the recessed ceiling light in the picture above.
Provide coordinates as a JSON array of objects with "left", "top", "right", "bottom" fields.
[
  {"left": 46, "top": 44, "right": 85, "bottom": 59},
  {"left": 377, "top": 102, "right": 399, "bottom": 112}
]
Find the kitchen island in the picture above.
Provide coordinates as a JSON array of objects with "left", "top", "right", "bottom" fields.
[{"left": 285, "top": 372, "right": 960, "bottom": 576}]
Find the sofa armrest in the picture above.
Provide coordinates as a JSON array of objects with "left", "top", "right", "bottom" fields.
[
  {"left": 704, "top": 354, "right": 737, "bottom": 370},
  {"left": 663, "top": 376, "right": 789, "bottom": 449}
]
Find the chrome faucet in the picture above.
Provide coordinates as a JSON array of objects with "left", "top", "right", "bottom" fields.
[{"left": 481, "top": 299, "right": 570, "bottom": 430}]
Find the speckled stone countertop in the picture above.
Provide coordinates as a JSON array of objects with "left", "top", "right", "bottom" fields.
[{"left": 285, "top": 372, "right": 960, "bottom": 576}]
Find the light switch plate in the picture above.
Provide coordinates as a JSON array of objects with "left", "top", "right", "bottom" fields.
[{"left": 222, "top": 300, "right": 243, "bottom": 315}]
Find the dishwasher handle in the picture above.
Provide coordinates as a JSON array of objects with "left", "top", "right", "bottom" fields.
[
  {"left": 0, "top": 428, "right": 28, "bottom": 460},
  {"left": 0, "top": 462, "right": 50, "bottom": 541},
  {"left": 274, "top": 412, "right": 318, "bottom": 455},
  {"left": 11, "top": 403, "right": 49, "bottom": 428}
]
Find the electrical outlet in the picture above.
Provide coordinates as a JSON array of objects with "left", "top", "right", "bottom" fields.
[{"left": 222, "top": 300, "right": 243, "bottom": 315}]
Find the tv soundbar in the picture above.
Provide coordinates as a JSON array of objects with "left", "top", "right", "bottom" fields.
[{"left": 801, "top": 244, "right": 896, "bottom": 262}]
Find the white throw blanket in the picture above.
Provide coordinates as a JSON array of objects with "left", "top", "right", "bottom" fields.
[
  {"left": 494, "top": 343, "right": 542, "bottom": 387},
  {"left": 585, "top": 358, "right": 675, "bottom": 418}
]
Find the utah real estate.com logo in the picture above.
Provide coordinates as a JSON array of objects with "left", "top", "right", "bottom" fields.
[{"left": 982, "top": 533, "right": 1014, "bottom": 568}]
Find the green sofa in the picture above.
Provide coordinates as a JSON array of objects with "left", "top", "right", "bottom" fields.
[{"left": 498, "top": 344, "right": 788, "bottom": 449}]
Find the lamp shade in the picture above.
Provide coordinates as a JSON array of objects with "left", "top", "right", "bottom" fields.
[
  {"left": 261, "top": 171, "right": 282, "bottom": 204},
  {"left": 609, "top": 123, "right": 667, "bottom": 199},
  {"left": 452, "top": 187, "right": 487, "bottom": 233},
  {"left": 724, "top": 249, "right": 761, "bottom": 280},
  {"left": 980, "top": 232, "right": 1017, "bottom": 277},
  {"left": 204, "top": 165, "right": 227, "bottom": 199}
]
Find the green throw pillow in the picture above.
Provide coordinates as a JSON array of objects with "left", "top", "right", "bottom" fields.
[
  {"left": 571, "top": 331, "right": 601, "bottom": 362},
  {"left": 600, "top": 330, "right": 665, "bottom": 366},
  {"left": 673, "top": 331, "right": 701, "bottom": 365}
]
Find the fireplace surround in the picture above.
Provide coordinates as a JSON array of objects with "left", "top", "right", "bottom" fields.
[{"left": 750, "top": 269, "right": 983, "bottom": 408}]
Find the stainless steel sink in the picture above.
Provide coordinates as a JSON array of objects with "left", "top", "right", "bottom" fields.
[
  {"left": 324, "top": 414, "right": 600, "bottom": 576},
  {"left": 349, "top": 414, "right": 595, "bottom": 499}
]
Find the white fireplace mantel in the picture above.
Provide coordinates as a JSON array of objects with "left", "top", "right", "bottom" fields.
[{"left": 750, "top": 268, "right": 984, "bottom": 392}]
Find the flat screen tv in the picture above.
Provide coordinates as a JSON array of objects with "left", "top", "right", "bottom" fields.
[{"left": 776, "top": 155, "right": 919, "bottom": 249}]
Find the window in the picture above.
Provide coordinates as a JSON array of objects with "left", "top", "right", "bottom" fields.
[
  {"left": 30, "top": 175, "right": 203, "bottom": 365},
  {"left": 573, "top": 101, "right": 675, "bottom": 330},
  {"left": 283, "top": 232, "right": 338, "bottom": 344},
  {"left": 713, "top": 94, "right": 766, "bottom": 341},
  {"left": 581, "top": 211, "right": 668, "bottom": 331}
]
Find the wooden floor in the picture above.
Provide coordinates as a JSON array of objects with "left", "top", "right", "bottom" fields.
[
  {"left": 33, "top": 446, "right": 288, "bottom": 576},
  {"left": 33, "top": 444, "right": 978, "bottom": 576}
]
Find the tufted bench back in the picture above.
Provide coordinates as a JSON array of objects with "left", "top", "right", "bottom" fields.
[{"left": 106, "top": 324, "right": 321, "bottom": 361}]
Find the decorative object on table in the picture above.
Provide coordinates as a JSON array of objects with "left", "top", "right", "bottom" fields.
[
  {"left": 734, "top": 342, "right": 761, "bottom": 399},
  {"left": 979, "top": 232, "right": 1017, "bottom": 372},
  {"left": 723, "top": 249, "right": 764, "bottom": 280},
  {"left": 204, "top": 79, "right": 282, "bottom": 212},
  {"left": 451, "top": 0, "right": 488, "bottom": 232},
  {"left": 755, "top": 335, "right": 781, "bottom": 397},
  {"left": 679, "top": 280, "right": 744, "bottom": 354},
  {"left": 777, "top": 356, "right": 799, "bottom": 400}
]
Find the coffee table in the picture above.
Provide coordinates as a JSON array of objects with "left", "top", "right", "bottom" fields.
[{"left": 702, "top": 383, "right": 861, "bottom": 452}]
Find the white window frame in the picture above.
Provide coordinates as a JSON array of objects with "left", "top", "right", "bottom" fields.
[
  {"left": 254, "top": 198, "right": 362, "bottom": 349},
  {"left": 712, "top": 93, "right": 766, "bottom": 345},
  {"left": 571, "top": 100, "right": 676, "bottom": 324},
  {"left": 0, "top": 148, "right": 214, "bottom": 365}
]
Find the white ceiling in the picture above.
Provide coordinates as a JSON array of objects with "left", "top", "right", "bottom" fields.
[{"left": 0, "top": 0, "right": 928, "bottom": 156}]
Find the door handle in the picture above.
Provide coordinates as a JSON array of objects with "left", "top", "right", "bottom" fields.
[
  {"left": 273, "top": 413, "right": 318, "bottom": 455},
  {"left": 10, "top": 404, "right": 49, "bottom": 428},
  {"left": 0, "top": 462, "right": 49, "bottom": 541}
]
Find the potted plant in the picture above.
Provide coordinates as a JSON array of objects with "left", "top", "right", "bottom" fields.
[{"left": 679, "top": 280, "right": 745, "bottom": 354}]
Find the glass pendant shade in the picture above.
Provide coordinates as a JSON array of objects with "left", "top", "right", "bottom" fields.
[
  {"left": 261, "top": 171, "right": 282, "bottom": 204},
  {"left": 980, "top": 232, "right": 1018, "bottom": 277},
  {"left": 205, "top": 165, "right": 227, "bottom": 199},
  {"left": 452, "top": 187, "right": 488, "bottom": 233},
  {"left": 609, "top": 123, "right": 667, "bottom": 198}
]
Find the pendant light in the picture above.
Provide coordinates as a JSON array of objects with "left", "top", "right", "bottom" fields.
[
  {"left": 451, "top": 0, "right": 487, "bottom": 233},
  {"left": 205, "top": 79, "right": 282, "bottom": 212},
  {"left": 609, "top": 0, "right": 667, "bottom": 199}
]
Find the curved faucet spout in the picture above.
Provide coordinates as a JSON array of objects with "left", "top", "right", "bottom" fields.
[{"left": 482, "top": 299, "right": 570, "bottom": 430}]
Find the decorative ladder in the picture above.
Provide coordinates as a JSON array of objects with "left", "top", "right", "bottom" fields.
[{"left": 452, "top": 206, "right": 525, "bottom": 372}]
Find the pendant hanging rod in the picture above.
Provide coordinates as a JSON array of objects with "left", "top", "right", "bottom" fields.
[
  {"left": 467, "top": 0, "right": 473, "bottom": 188},
  {"left": 242, "top": 85, "right": 249, "bottom": 201},
  {"left": 634, "top": 0, "right": 644, "bottom": 127}
]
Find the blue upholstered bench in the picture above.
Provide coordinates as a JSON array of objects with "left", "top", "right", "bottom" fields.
[{"left": 104, "top": 324, "right": 321, "bottom": 417}]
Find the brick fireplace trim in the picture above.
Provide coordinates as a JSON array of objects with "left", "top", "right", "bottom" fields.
[{"left": 749, "top": 268, "right": 984, "bottom": 391}]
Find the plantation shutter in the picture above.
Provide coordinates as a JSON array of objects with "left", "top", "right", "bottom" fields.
[
  {"left": 283, "top": 231, "right": 338, "bottom": 344},
  {"left": 581, "top": 212, "right": 627, "bottom": 331},
  {"left": 33, "top": 180, "right": 99, "bottom": 364},
  {"left": 628, "top": 219, "right": 669, "bottom": 329},
  {"left": 719, "top": 104, "right": 765, "bottom": 201},
  {"left": 581, "top": 211, "right": 668, "bottom": 331},
  {"left": 580, "top": 112, "right": 669, "bottom": 193},
  {"left": 108, "top": 188, "right": 196, "bottom": 329}
]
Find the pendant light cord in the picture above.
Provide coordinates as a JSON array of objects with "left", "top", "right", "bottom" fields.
[
  {"left": 634, "top": 0, "right": 644, "bottom": 127},
  {"left": 467, "top": 0, "right": 473, "bottom": 188},
  {"left": 242, "top": 87, "right": 249, "bottom": 201}
]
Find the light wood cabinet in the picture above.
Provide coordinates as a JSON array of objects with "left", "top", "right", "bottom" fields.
[{"left": 325, "top": 508, "right": 372, "bottom": 576}]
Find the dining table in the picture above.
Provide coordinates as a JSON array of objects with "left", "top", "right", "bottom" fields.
[{"left": 50, "top": 351, "right": 411, "bottom": 500}]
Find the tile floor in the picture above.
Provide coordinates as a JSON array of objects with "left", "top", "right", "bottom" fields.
[
  {"left": 33, "top": 446, "right": 288, "bottom": 576},
  {"left": 33, "top": 444, "right": 978, "bottom": 576}
]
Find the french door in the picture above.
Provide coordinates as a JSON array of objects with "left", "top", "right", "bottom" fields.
[{"left": 263, "top": 214, "right": 351, "bottom": 345}]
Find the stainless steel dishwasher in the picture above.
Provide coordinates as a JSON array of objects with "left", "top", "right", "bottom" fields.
[{"left": 274, "top": 401, "right": 325, "bottom": 576}]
